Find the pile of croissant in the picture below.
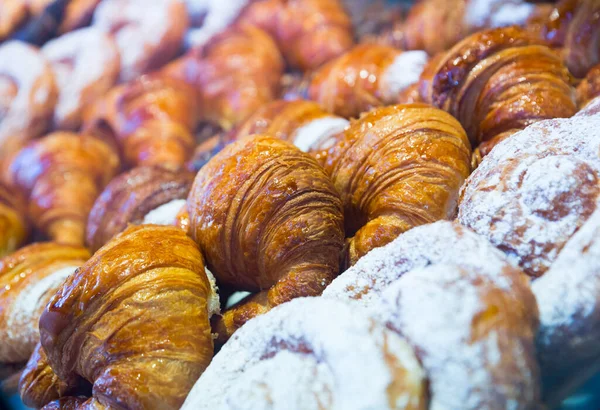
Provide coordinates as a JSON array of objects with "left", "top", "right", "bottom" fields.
[{"left": 1, "top": 0, "right": 600, "bottom": 409}]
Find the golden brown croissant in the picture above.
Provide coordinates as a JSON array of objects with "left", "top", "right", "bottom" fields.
[
  {"left": 164, "top": 24, "right": 283, "bottom": 130},
  {"left": 188, "top": 135, "right": 344, "bottom": 341},
  {"left": 0, "top": 242, "right": 89, "bottom": 365},
  {"left": 6, "top": 132, "right": 120, "bottom": 246},
  {"left": 307, "top": 44, "right": 429, "bottom": 118},
  {"left": 83, "top": 74, "right": 199, "bottom": 169},
  {"left": 577, "top": 63, "right": 600, "bottom": 108},
  {"left": 29, "top": 225, "right": 218, "bottom": 409},
  {"left": 0, "top": 182, "right": 28, "bottom": 257},
  {"left": 86, "top": 165, "right": 194, "bottom": 252},
  {"left": 319, "top": 104, "right": 471, "bottom": 266},
  {"left": 0, "top": 0, "right": 28, "bottom": 40},
  {"left": 419, "top": 26, "right": 576, "bottom": 162}
]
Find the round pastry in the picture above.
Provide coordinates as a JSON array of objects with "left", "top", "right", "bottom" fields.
[
  {"left": 0, "top": 182, "right": 28, "bottom": 258},
  {"left": 0, "top": 41, "right": 58, "bottom": 169},
  {"left": 86, "top": 165, "right": 194, "bottom": 252},
  {"left": 188, "top": 135, "right": 344, "bottom": 341},
  {"left": 0, "top": 242, "right": 90, "bottom": 365},
  {"left": 319, "top": 104, "right": 471, "bottom": 266},
  {"left": 42, "top": 27, "right": 120, "bottom": 130},
  {"left": 93, "top": 0, "right": 189, "bottom": 81},
  {"left": 0, "top": 0, "right": 28, "bottom": 40},
  {"left": 458, "top": 112, "right": 600, "bottom": 278},
  {"left": 375, "top": 262, "right": 540, "bottom": 410},
  {"left": 32, "top": 225, "right": 219, "bottom": 409},
  {"left": 182, "top": 297, "right": 427, "bottom": 410}
]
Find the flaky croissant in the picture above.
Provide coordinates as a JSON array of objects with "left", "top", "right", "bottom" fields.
[
  {"left": 0, "top": 242, "right": 89, "bottom": 365},
  {"left": 0, "top": 182, "right": 28, "bottom": 257},
  {"left": 188, "top": 135, "right": 344, "bottom": 341},
  {"left": 86, "top": 165, "right": 194, "bottom": 252},
  {"left": 164, "top": 24, "right": 283, "bottom": 130},
  {"left": 6, "top": 132, "right": 120, "bottom": 246},
  {"left": 319, "top": 104, "right": 471, "bottom": 266},
  {"left": 419, "top": 26, "right": 577, "bottom": 162},
  {"left": 27, "top": 225, "right": 219, "bottom": 409},
  {"left": 307, "top": 44, "right": 428, "bottom": 118},
  {"left": 83, "top": 74, "right": 199, "bottom": 169},
  {"left": 577, "top": 63, "right": 600, "bottom": 109}
]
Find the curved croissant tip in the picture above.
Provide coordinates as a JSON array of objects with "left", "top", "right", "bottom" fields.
[{"left": 47, "top": 220, "right": 86, "bottom": 247}]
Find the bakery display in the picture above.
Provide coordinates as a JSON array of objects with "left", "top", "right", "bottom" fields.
[{"left": 1, "top": 0, "right": 600, "bottom": 409}]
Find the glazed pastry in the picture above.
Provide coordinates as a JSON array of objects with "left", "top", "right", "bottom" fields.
[
  {"left": 0, "top": 182, "right": 28, "bottom": 257},
  {"left": 83, "top": 75, "right": 199, "bottom": 168},
  {"left": 458, "top": 111, "right": 600, "bottom": 278},
  {"left": 86, "top": 166, "right": 194, "bottom": 252},
  {"left": 42, "top": 27, "right": 120, "bottom": 130},
  {"left": 420, "top": 26, "right": 576, "bottom": 162},
  {"left": 229, "top": 100, "right": 349, "bottom": 152},
  {"left": 577, "top": 64, "right": 600, "bottom": 109},
  {"left": 165, "top": 24, "right": 283, "bottom": 130},
  {"left": 0, "top": 41, "right": 58, "bottom": 170},
  {"left": 182, "top": 298, "right": 427, "bottom": 410},
  {"left": 93, "top": 0, "right": 189, "bottom": 81},
  {"left": 0, "top": 0, "right": 28, "bottom": 40},
  {"left": 188, "top": 136, "right": 344, "bottom": 341},
  {"left": 6, "top": 132, "right": 120, "bottom": 246},
  {"left": 58, "top": 0, "right": 102, "bottom": 33},
  {"left": 319, "top": 104, "right": 471, "bottom": 266},
  {"left": 26, "top": 225, "right": 219, "bottom": 409},
  {"left": 307, "top": 44, "right": 429, "bottom": 118},
  {"left": 0, "top": 243, "right": 89, "bottom": 365},
  {"left": 373, "top": 262, "right": 540, "bottom": 410}
]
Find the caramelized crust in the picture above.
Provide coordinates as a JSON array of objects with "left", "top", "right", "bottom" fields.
[
  {"left": 86, "top": 166, "right": 194, "bottom": 252},
  {"left": 0, "top": 182, "right": 28, "bottom": 257},
  {"left": 83, "top": 75, "right": 199, "bottom": 168},
  {"left": 188, "top": 136, "right": 344, "bottom": 341},
  {"left": 38, "top": 225, "right": 216, "bottom": 410},
  {"left": 320, "top": 104, "right": 471, "bottom": 266},
  {"left": 577, "top": 64, "right": 600, "bottom": 108},
  {"left": 6, "top": 132, "right": 120, "bottom": 246}
]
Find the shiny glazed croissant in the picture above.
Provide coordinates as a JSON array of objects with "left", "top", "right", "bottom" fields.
[
  {"left": 0, "top": 243, "right": 89, "bottom": 365},
  {"left": 188, "top": 135, "right": 344, "bottom": 341},
  {"left": 7, "top": 132, "right": 120, "bottom": 246},
  {"left": 577, "top": 63, "right": 600, "bottom": 108},
  {"left": 319, "top": 104, "right": 471, "bottom": 266},
  {"left": 0, "top": 182, "right": 28, "bottom": 257},
  {"left": 420, "top": 26, "right": 577, "bottom": 161},
  {"left": 182, "top": 298, "right": 427, "bottom": 410},
  {"left": 83, "top": 75, "right": 199, "bottom": 169},
  {"left": 29, "top": 225, "right": 218, "bottom": 409},
  {"left": 86, "top": 165, "right": 194, "bottom": 252},
  {"left": 307, "top": 44, "right": 428, "bottom": 118}
]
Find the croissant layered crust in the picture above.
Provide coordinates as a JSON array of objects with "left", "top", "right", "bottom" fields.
[
  {"left": 188, "top": 135, "right": 344, "bottom": 340},
  {"left": 0, "top": 182, "right": 28, "bottom": 257},
  {"left": 320, "top": 104, "right": 471, "bottom": 266},
  {"left": 6, "top": 132, "right": 120, "bottom": 246},
  {"left": 577, "top": 64, "right": 600, "bottom": 108},
  {"left": 34, "top": 225, "right": 217, "bottom": 410},
  {"left": 0, "top": 242, "right": 89, "bottom": 364},
  {"left": 86, "top": 165, "right": 194, "bottom": 252}
]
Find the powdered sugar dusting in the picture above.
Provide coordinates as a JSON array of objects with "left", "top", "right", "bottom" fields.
[
  {"left": 323, "top": 221, "right": 514, "bottom": 307},
  {"left": 533, "top": 209, "right": 600, "bottom": 372},
  {"left": 142, "top": 199, "right": 187, "bottom": 225},
  {"left": 458, "top": 114, "right": 600, "bottom": 277},
  {"left": 465, "top": 0, "right": 534, "bottom": 28},
  {"left": 373, "top": 264, "right": 539, "bottom": 410},
  {"left": 292, "top": 116, "right": 349, "bottom": 152},
  {"left": 184, "top": 0, "right": 249, "bottom": 49},
  {"left": 182, "top": 297, "right": 426, "bottom": 410},
  {"left": 381, "top": 51, "right": 428, "bottom": 101},
  {"left": 578, "top": 95, "right": 600, "bottom": 117},
  {"left": 490, "top": 2, "right": 536, "bottom": 27}
]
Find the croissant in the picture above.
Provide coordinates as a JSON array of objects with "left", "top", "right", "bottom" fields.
[
  {"left": 41, "top": 27, "right": 120, "bottom": 130},
  {"left": 83, "top": 75, "right": 199, "bottom": 169},
  {"left": 26, "top": 225, "right": 219, "bottom": 409},
  {"left": 318, "top": 104, "right": 471, "bottom": 266},
  {"left": 92, "top": 0, "right": 189, "bottom": 81},
  {"left": 6, "top": 132, "right": 120, "bottom": 246},
  {"left": 458, "top": 107, "right": 600, "bottom": 278},
  {"left": 419, "top": 26, "right": 577, "bottom": 162},
  {"left": 86, "top": 165, "right": 194, "bottom": 252},
  {"left": 0, "top": 0, "right": 27, "bottom": 40},
  {"left": 58, "top": 0, "right": 101, "bottom": 33},
  {"left": 577, "top": 63, "right": 600, "bottom": 109},
  {"left": 188, "top": 135, "right": 344, "bottom": 341},
  {"left": 164, "top": 24, "right": 283, "bottom": 130},
  {"left": 307, "top": 44, "right": 429, "bottom": 118},
  {"left": 0, "top": 182, "right": 28, "bottom": 257},
  {"left": 182, "top": 297, "right": 427, "bottom": 410},
  {"left": 0, "top": 41, "right": 58, "bottom": 170},
  {"left": 0, "top": 243, "right": 89, "bottom": 365}
]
